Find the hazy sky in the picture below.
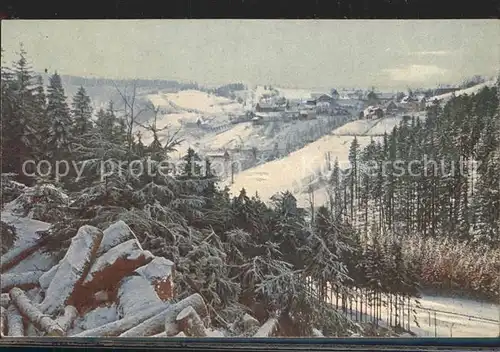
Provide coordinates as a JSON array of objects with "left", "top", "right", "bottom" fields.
[{"left": 2, "top": 20, "right": 499, "bottom": 90}]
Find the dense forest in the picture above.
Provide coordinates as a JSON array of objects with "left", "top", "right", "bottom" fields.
[{"left": 1, "top": 47, "right": 499, "bottom": 337}]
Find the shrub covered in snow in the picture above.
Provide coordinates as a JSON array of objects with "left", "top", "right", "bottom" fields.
[
  {"left": 1, "top": 220, "right": 17, "bottom": 255},
  {"left": 0, "top": 173, "right": 27, "bottom": 208},
  {"left": 6, "top": 183, "right": 69, "bottom": 223}
]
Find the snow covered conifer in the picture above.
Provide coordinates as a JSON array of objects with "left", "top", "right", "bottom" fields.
[
  {"left": 71, "top": 86, "right": 93, "bottom": 136},
  {"left": 46, "top": 72, "right": 72, "bottom": 160}
]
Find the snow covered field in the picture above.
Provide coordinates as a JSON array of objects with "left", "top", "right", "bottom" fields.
[
  {"left": 225, "top": 116, "right": 408, "bottom": 207},
  {"left": 412, "top": 295, "right": 499, "bottom": 337},
  {"left": 226, "top": 134, "right": 376, "bottom": 206},
  {"left": 320, "top": 288, "right": 499, "bottom": 338}
]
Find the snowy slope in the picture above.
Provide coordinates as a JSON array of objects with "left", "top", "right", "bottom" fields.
[
  {"left": 427, "top": 80, "right": 496, "bottom": 106},
  {"left": 225, "top": 134, "right": 376, "bottom": 206},
  {"left": 412, "top": 295, "right": 499, "bottom": 337},
  {"left": 163, "top": 90, "right": 244, "bottom": 116},
  {"left": 226, "top": 116, "right": 405, "bottom": 207},
  {"left": 275, "top": 87, "right": 315, "bottom": 100}
]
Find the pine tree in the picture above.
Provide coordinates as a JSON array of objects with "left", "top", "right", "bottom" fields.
[
  {"left": 182, "top": 147, "right": 202, "bottom": 179},
  {"left": 71, "top": 86, "right": 93, "bottom": 136},
  {"left": 32, "top": 75, "right": 50, "bottom": 158},
  {"left": 1, "top": 46, "right": 38, "bottom": 182},
  {"left": 46, "top": 72, "right": 72, "bottom": 160},
  {"left": 473, "top": 82, "right": 500, "bottom": 245},
  {"left": 348, "top": 137, "right": 360, "bottom": 223}
]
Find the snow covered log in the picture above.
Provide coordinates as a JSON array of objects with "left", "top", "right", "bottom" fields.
[
  {"left": 117, "top": 275, "right": 162, "bottom": 318},
  {"left": 80, "top": 239, "right": 153, "bottom": 298},
  {"left": 0, "top": 238, "right": 47, "bottom": 273},
  {"left": 38, "top": 264, "right": 59, "bottom": 291},
  {"left": 71, "top": 303, "right": 167, "bottom": 337},
  {"left": 240, "top": 313, "right": 260, "bottom": 332},
  {"left": 135, "top": 257, "right": 174, "bottom": 301},
  {"left": 25, "top": 323, "right": 40, "bottom": 337},
  {"left": 40, "top": 225, "right": 103, "bottom": 316},
  {"left": 176, "top": 306, "right": 207, "bottom": 337},
  {"left": 1, "top": 271, "right": 44, "bottom": 292},
  {"left": 54, "top": 305, "right": 78, "bottom": 334},
  {"left": 97, "top": 220, "right": 138, "bottom": 257},
  {"left": 10, "top": 287, "right": 64, "bottom": 336},
  {"left": 312, "top": 328, "right": 324, "bottom": 337},
  {"left": 0, "top": 306, "right": 6, "bottom": 337},
  {"left": 120, "top": 293, "right": 208, "bottom": 337},
  {"left": 1, "top": 293, "right": 10, "bottom": 308},
  {"left": 253, "top": 317, "right": 279, "bottom": 337},
  {"left": 6, "top": 304, "right": 24, "bottom": 336}
]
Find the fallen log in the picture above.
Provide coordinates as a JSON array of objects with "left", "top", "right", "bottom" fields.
[
  {"left": 176, "top": 306, "right": 207, "bottom": 337},
  {"left": 55, "top": 305, "right": 78, "bottom": 334},
  {"left": 253, "top": 317, "right": 279, "bottom": 337},
  {"left": 240, "top": 313, "right": 260, "bottom": 333},
  {"left": 97, "top": 220, "right": 138, "bottom": 257},
  {"left": 1, "top": 271, "right": 44, "bottom": 293},
  {"left": 0, "top": 238, "right": 47, "bottom": 273},
  {"left": 120, "top": 293, "right": 208, "bottom": 337},
  {"left": 0, "top": 306, "right": 6, "bottom": 337},
  {"left": 80, "top": 239, "right": 153, "bottom": 297},
  {"left": 38, "top": 264, "right": 59, "bottom": 291},
  {"left": 117, "top": 275, "right": 162, "bottom": 318},
  {"left": 1, "top": 293, "right": 10, "bottom": 308},
  {"left": 135, "top": 257, "right": 174, "bottom": 301},
  {"left": 40, "top": 225, "right": 103, "bottom": 316},
  {"left": 25, "top": 323, "right": 40, "bottom": 337},
  {"left": 10, "top": 287, "right": 64, "bottom": 336},
  {"left": 6, "top": 304, "right": 24, "bottom": 336},
  {"left": 70, "top": 303, "right": 167, "bottom": 337}
]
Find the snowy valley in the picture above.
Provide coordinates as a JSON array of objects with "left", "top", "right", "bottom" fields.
[{"left": 2, "top": 19, "right": 500, "bottom": 341}]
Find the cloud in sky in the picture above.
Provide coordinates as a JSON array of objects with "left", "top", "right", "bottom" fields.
[{"left": 382, "top": 65, "right": 450, "bottom": 82}]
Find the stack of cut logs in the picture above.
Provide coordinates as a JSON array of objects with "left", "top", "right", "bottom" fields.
[{"left": 0, "top": 220, "right": 280, "bottom": 338}]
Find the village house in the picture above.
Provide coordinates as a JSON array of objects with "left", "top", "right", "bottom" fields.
[
  {"left": 384, "top": 101, "right": 399, "bottom": 116},
  {"left": 362, "top": 106, "right": 384, "bottom": 119},
  {"left": 312, "top": 94, "right": 335, "bottom": 113},
  {"left": 330, "top": 88, "right": 340, "bottom": 100}
]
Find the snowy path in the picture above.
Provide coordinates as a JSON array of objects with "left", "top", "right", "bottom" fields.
[
  {"left": 411, "top": 295, "right": 499, "bottom": 337},
  {"left": 324, "top": 291, "right": 499, "bottom": 337}
]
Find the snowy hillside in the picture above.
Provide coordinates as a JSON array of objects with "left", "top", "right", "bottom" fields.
[
  {"left": 225, "top": 116, "right": 408, "bottom": 207},
  {"left": 427, "top": 80, "right": 497, "bottom": 106},
  {"left": 161, "top": 90, "right": 244, "bottom": 116}
]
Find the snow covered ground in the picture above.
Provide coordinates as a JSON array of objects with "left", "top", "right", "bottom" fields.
[
  {"left": 2, "top": 191, "right": 498, "bottom": 338},
  {"left": 412, "top": 295, "right": 499, "bottom": 337},
  {"left": 162, "top": 90, "right": 244, "bottom": 116},
  {"left": 1, "top": 210, "right": 57, "bottom": 274},
  {"left": 426, "top": 80, "right": 496, "bottom": 106},
  {"left": 225, "top": 134, "right": 376, "bottom": 206},
  {"left": 225, "top": 115, "right": 410, "bottom": 207},
  {"left": 321, "top": 288, "right": 499, "bottom": 338}
]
